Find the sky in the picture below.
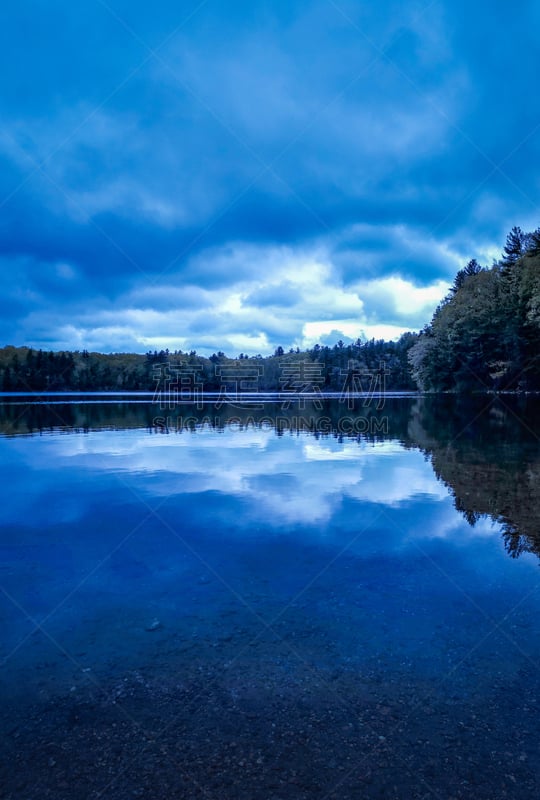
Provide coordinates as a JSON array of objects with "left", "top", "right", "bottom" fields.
[{"left": 1, "top": 0, "right": 540, "bottom": 356}]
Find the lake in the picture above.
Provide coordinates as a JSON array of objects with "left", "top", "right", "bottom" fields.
[{"left": 1, "top": 395, "right": 540, "bottom": 799}]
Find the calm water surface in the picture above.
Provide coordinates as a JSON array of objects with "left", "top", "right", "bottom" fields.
[{"left": 1, "top": 396, "right": 539, "bottom": 799}]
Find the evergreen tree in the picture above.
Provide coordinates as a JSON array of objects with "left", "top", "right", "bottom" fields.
[
  {"left": 451, "top": 259, "right": 482, "bottom": 293},
  {"left": 501, "top": 226, "right": 526, "bottom": 271},
  {"left": 526, "top": 227, "right": 540, "bottom": 258}
]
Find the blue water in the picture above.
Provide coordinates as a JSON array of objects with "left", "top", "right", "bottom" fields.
[{"left": 1, "top": 399, "right": 540, "bottom": 799}]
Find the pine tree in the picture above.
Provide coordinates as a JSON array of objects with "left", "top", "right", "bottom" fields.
[
  {"left": 526, "top": 227, "right": 540, "bottom": 257},
  {"left": 451, "top": 259, "right": 482, "bottom": 294},
  {"left": 501, "top": 226, "right": 526, "bottom": 271},
  {"left": 464, "top": 258, "right": 482, "bottom": 277}
]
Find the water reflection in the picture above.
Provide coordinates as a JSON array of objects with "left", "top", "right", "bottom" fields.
[
  {"left": 408, "top": 395, "right": 540, "bottom": 559},
  {"left": 2, "top": 396, "right": 540, "bottom": 798},
  {"left": 1, "top": 395, "right": 539, "bottom": 559}
]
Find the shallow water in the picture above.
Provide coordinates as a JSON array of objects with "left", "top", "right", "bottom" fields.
[{"left": 1, "top": 396, "right": 540, "bottom": 799}]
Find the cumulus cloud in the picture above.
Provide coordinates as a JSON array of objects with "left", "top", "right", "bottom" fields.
[
  {"left": 0, "top": 0, "right": 537, "bottom": 352},
  {"left": 9, "top": 239, "right": 452, "bottom": 353}
]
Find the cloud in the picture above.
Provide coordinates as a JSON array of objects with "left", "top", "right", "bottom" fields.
[
  {"left": 0, "top": 0, "right": 538, "bottom": 352},
  {"left": 9, "top": 240, "right": 450, "bottom": 354}
]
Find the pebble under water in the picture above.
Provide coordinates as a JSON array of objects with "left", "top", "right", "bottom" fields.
[{"left": 1, "top": 397, "right": 540, "bottom": 799}]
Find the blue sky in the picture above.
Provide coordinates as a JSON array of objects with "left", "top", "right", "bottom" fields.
[{"left": 2, "top": 0, "right": 540, "bottom": 355}]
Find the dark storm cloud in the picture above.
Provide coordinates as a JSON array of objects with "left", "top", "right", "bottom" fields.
[{"left": 0, "top": 0, "right": 539, "bottom": 352}]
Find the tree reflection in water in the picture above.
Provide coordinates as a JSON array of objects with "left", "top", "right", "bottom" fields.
[{"left": 1, "top": 393, "right": 539, "bottom": 559}]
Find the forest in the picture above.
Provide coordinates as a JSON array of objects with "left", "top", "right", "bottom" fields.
[
  {"left": 0, "top": 336, "right": 417, "bottom": 394},
  {"left": 2, "top": 224, "right": 540, "bottom": 394},
  {"left": 408, "top": 224, "right": 540, "bottom": 391}
]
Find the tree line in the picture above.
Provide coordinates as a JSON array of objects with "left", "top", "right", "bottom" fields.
[
  {"left": 0, "top": 337, "right": 417, "bottom": 393},
  {"left": 3, "top": 222, "right": 540, "bottom": 394}
]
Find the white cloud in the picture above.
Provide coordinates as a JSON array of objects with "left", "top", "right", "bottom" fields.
[
  {"left": 355, "top": 276, "right": 449, "bottom": 317},
  {"left": 18, "top": 235, "right": 452, "bottom": 354}
]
